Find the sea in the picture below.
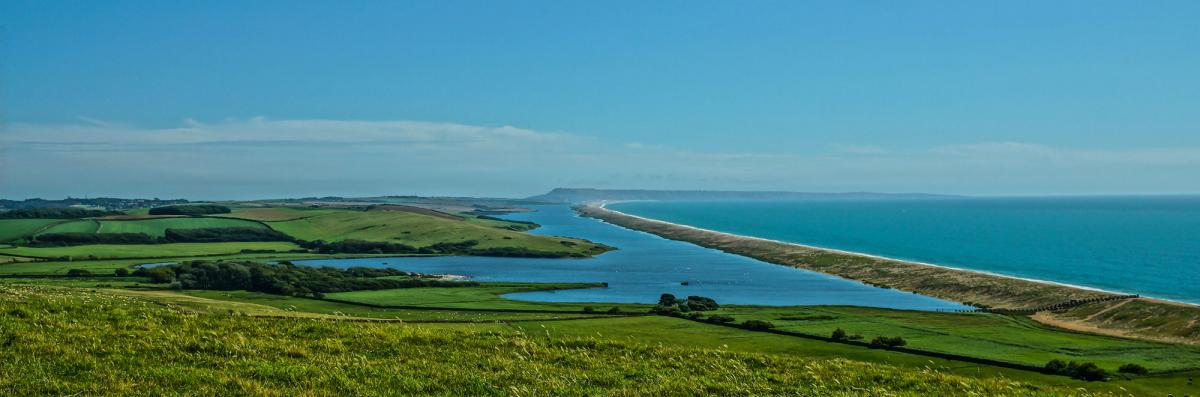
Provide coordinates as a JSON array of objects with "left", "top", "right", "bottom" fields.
[{"left": 609, "top": 196, "right": 1200, "bottom": 304}]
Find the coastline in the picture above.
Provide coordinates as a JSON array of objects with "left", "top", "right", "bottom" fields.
[
  {"left": 595, "top": 201, "right": 1156, "bottom": 301},
  {"left": 581, "top": 202, "right": 1200, "bottom": 344}
]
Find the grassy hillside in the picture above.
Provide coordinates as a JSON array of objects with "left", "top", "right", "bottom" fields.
[
  {"left": 0, "top": 284, "right": 1106, "bottom": 396},
  {"left": 268, "top": 208, "right": 606, "bottom": 254}
]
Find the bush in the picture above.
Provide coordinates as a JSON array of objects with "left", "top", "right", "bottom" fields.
[
  {"left": 1043, "top": 359, "right": 1110, "bottom": 381},
  {"left": 706, "top": 315, "right": 735, "bottom": 324},
  {"left": 870, "top": 336, "right": 907, "bottom": 349},
  {"left": 606, "top": 307, "right": 621, "bottom": 314},
  {"left": 113, "top": 268, "right": 130, "bottom": 277},
  {"left": 831, "top": 328, "right": 847, "bottom": 340},
  {"left": 148, "top": 205, "right": 231, "bottom": 216},
  {"left": 65, "top": 269, "right": 91, "bottom": 277},
  {"left": 1117, "top": 363, "right": 1148, "bottom": 375},
  {"left": 582, "top": 306, "right": 595, "bottom": 314},
  {"left": 133, "top": 266, "right": 177, "bottom": 283},
  {"left": 742, "top": 320, "right": 775, "bottom": 331}
]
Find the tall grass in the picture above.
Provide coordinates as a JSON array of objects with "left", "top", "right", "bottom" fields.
[{"left": 0, "top": 285, "right": 1106, "bottom": 396}]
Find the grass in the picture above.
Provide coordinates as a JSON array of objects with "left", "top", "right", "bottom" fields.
[
  {"left": 326, "top": 282, "right": 641, "bottom": 313},
  {"left": 215, "top": 207, "right": 342, "bottom": 221},
  {"left": 268, "top": 208, "right": 606, "bottom": 254},
  {"left": 0, "top": 219, "right": 66, "bottom": 242},
  {"left": 0, "top": 284, "right": 1112, "bottom": 396},
  {"left": 0, "top": 241, "right": 301, "bottom": 260},
  {"left": 36, "top": 219, "right": 100, "bottom": 235},
  {"left": 709, "top": 305, "right": 1200, "bottom": 372},
  {"left": 93, "top": 217, "right": 268, "bottom": 237}
]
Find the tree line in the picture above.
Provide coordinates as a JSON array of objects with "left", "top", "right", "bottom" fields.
[
  {"left": 0, "top": 208, "right": 122, "bottom": 219},
  {"left": 133, "top": 260, "right": 478, "bottom": 296},
  {"left": 148, "top": 205, "right": 232, "bottom": 216},
  {"left": 32, "top": 227, "right": 293, "bottom": 246}
]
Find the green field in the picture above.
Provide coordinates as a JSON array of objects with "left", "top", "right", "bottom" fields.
[
  {"left": 93, "top": 217, "right": 267, "bottom": 237},
  {"left": 35, "top": 219, "right": 100, "bottom": 235},
  {"left": 0, "top": 241, "right": 300, "bottom": 260},
  {"left": 709, "top": 305, "right": 1200, "bottom": 372},
  {"left": 0, "top": 219, "right": 66, "bottom": 242},
  {"left": 268, "top": 209, "right": 605, "bottom": 254},
  {"left": 215, "top": 207, "right": 341, "bottom": 221},
  {"left": 0, "top": 284, "right": 1119, "bottom": 396}
]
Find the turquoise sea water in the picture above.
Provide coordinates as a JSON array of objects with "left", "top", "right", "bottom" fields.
[
  {"left": 609, "top": 196, "right": 1200, "bottom": 304},
  {"left": 301, "top": 205, "right": 968, "bottom": 310}
]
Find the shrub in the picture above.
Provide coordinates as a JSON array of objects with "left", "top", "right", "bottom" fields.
[
  {"left": 133, "top": 266, "right": 177, "bottom": 283},
  {"left": 706, "top": 315, "right": 735, "bottom": 324},
  {"left": 65, "top": 269, "right": 91, "bottom": 277},
  {"left": 831, "top": 328, "right": 847, "bottom": 340},
  {"left": 1117, "top": 363, "right": 1148, "bottom": 375},
  {"left": 113, "top": 268, "right": 130, "bottom": 277},
  {"left": 1043, "top": 360, "right": 1110, "bottom": 381},
  {"left": 582, "top": 306, "right": 595, "bottom": 314},
  {"left": 606, "top": 307, "right": 621, "bottom": 314},
  {"left": 870, "top": 336, "right": 907, "bottom": 348},
  {"left": 742, "top": 320, "right": 775, "bottom": 331}
]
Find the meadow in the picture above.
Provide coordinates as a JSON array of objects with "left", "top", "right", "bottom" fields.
[{"left": 0, "top": 284, "right": 1120, "bottom": 396}]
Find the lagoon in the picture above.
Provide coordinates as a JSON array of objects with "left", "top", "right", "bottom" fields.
[{"left": 299, "top": 205, "right": 969, "bottom": 310}]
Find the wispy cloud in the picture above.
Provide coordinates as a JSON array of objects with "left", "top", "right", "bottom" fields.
[{"left": 3, "top": 118, "right": 1199, "bottom": 198}]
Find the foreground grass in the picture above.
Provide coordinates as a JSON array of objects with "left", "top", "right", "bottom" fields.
[{"left": 0, "top": 284, "right": 1102, "bottom": 396}]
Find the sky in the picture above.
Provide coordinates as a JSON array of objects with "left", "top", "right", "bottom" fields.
[{"left": 1, "top": 1, "right": 1198, "bottom": 199}]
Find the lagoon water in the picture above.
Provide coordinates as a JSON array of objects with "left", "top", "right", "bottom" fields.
[
  {"left": 610, "top": 196, "right": 1200, "bottom": 304},
  {"left": 300, "top": 205, "right": 969, "bottom": 310}
]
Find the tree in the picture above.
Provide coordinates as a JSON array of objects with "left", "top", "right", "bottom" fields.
[
  {"left": 831, "top": 328, "right": 847, "bottom": 340},
  {"left": 606, "top": 307, "right": 621, "bottom": 314},
  {"left": 66, "top": 269, "right": 91, "bottom": 277},
  {"left": 113, "top": 268, "right": 130, "bottom": 277},
  {"left": 582, "top": 306, "right": 595, "bottom": 314},
  {"left": 685, "top": 296, "right": 719, "bottom": 311},
  {"left": 658, "top": 293, "right": 678, "bottom": 306}
]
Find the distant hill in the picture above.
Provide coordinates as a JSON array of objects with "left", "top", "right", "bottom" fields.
[{"left": 527, "top": 188, "right": 959, "bottom": 203}]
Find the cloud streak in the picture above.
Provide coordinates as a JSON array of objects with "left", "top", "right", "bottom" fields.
[{"left": 2, "top": 118, "right": 1199, "bottom": 199}]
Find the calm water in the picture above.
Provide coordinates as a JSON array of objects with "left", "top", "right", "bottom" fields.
[
  {"left": 299, "top": 205, "right": 969, "bottom": 310},
  {"left": 610, "top": 196, "right": 1200, "bottom": 304}
]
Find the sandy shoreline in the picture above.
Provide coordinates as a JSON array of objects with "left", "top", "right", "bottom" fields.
[{"left": 594, "top": 201, "right": 1182, "bottom": 303}]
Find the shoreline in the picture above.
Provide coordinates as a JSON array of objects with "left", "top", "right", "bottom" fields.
[
  {"left": 596, "top": 201, "right": 1191, "bottom": 306},
  {"left": 580, "top": 202, "right": 1200, "bottom": 344}
]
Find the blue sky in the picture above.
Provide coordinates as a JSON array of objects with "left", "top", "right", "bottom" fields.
[{"left": 2, "top": 1, "right": 1198, "bottom": 199}]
